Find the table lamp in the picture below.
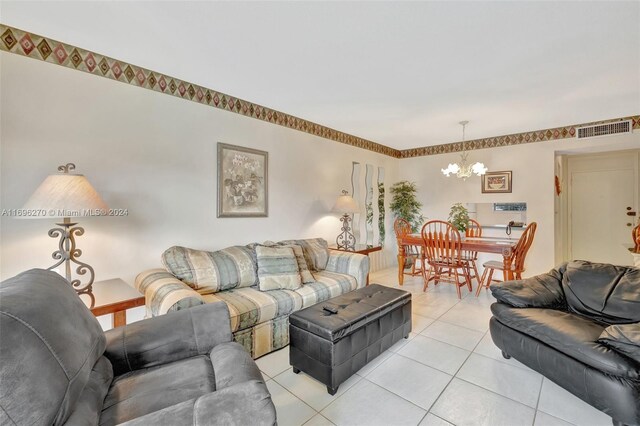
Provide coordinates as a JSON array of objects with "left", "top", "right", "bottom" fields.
[
  {"left": 22, "top": 163, "right": 108, "bottom": 307},
  {"left": 332, "top": 190, "right": 359, "bottom": 250}
]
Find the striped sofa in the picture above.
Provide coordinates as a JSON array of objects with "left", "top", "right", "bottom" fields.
[{"left": 136, "top": 238, "right": 369, "bottom": 359}]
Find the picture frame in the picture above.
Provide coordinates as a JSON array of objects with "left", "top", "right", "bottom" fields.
[
  {"left": 481, "top": 171, "right": 512, "bottom": 194},
  {"left": 217, "top": 143, "right": 268, "bottom": 217}
]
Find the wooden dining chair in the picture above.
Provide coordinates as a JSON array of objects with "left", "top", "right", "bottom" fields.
[
  {"left": 421, "top": 220, "right": 473, "bottom": 299},
  {"left": 462, "top": 219, "right": 482, "bottom": 287},
  {"left": 394, "top": 218, "right": 422, "bottom": 279},
  {"left": 476, "top": 222, "right": 537, "bottom": 296}
]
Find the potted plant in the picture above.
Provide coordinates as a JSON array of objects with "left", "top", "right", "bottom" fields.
[
  {"left": 390, "top": 181, "right": 424, "bottom": 232},
  {"left": 448, "top": 203, "right": 470, "bottom": 233}
]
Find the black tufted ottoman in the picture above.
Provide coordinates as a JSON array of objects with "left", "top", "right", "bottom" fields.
[{"left": 289, "top": 284, "right": 411, "bottom": 394}]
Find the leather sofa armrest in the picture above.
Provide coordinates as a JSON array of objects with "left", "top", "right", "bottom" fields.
[
  {"left": 598, "top": 323, "right": 640, "bottom": 363},
  {"left": 324, "top": 251, "right": 370, "bottom": 288},
  {"left": 104, "top": 302, "right": 232, "bottom": 376},
  {"left": 119, "top": 380, "right": 276, "bottom": 426},
  {"left": 490, "top": 265, "right": 567, "bottom": 308},
  {"left": 135, "top": 268, "right": 205, "bottom": 316}
]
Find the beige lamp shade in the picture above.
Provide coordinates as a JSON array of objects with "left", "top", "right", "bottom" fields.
[
  {"left": 23, "top": 173, "right": 108, "bottom": 218},
  {"left": 332, "top": 192, "right": 359, "bottom": 214}
]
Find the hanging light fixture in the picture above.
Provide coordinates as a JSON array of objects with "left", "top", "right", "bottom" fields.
[{"left": 441, "top": 121, "right": 488, "bottom": 180}]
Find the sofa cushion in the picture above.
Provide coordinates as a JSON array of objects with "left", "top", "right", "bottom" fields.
[
  {"left": 203, "top": 287, "right": 303, "bottom": 332},
  {"left": 280, "top": 238, "right": 329, "bottom": 271},
  {"left": 599, "top": 323, "right": 640, "bottom": 363},
  {"left": 562, "top": 260, "right": 640, "bottom": 324},
  {"left": 491, "top": 303, "right": 640, "bottom": 379},
  {"left": 0, "top": 269, "right": 107, "bottom": 425},
  {"left": 491, "top": 265, "right": 566, "bottom": 309},
  {"left": 100, "top": 355, "right": 215, "bottom": 425},
  {"left": 162, "top": 245, "right": 257, "bottom": 293},
  {"left": 295, "top": 270, "right": 358, "bottom": 308},
  {"left": 255, "top": 245, "right": 302, "bottom": 291}
]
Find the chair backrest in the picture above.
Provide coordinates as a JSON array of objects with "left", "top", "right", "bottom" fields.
[
  {"left": 512, "top": 222, "right": 537, "bottom": 272},
  {"left": 395, "top": 218, "right": 418, "bottom": 257},
  {"left": 394, "top": 218, "right": 412, "bottom": 238},
  {"left": 0, "top": 269, "right": 108, "bottom": 425},
  {"left": 465, "top": 219, "right": 482, "bottom": 237},
  {"left": 421, "top": 220, "right": 463, "bottom": 264}
]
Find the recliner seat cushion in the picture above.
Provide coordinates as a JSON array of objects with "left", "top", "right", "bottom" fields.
[
  {"left": 562, "top": 260, "right": 640, "bottom": 324},
  {"left": 100, "top": 355, "right": 215, "bottom": 425},
  {"left": 491, "top": 303, "right": 640, "bottom": 379}
]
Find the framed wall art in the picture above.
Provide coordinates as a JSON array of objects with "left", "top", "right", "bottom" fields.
[
  {"left": 481, "top": 171, "right": 512, "bottom": 194},
  {"left": 217, "top": 143, "right": 268, "bottom": 217}
]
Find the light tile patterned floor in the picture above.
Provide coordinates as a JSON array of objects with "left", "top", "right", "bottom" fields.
[{"left": 257, "top": 267, "right": 613, "bottom": 426}]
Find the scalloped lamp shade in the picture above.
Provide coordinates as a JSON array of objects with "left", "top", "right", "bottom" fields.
[{"left": 23, "top": 173, "right": 108, "bottom": 218}]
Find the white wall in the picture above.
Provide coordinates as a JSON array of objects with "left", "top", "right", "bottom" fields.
[
  {"left": 0, "top": 53, "right": 398, "bottom": 290},
  {"left": 399, "top": 131, "right": 640, "bottom": 277},
  {"left": 1, "top": 49, "right": 637, "bottom": 300}
]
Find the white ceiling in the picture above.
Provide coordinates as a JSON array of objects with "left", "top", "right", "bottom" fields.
[{"left": 2, "top": 1, "right": 639, "bottom": 150}]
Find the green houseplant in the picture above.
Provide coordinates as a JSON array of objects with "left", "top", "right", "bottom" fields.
[
  {"left": 448, "top": 203, "right": 470, "bottom": 233},
  {"left": 390, "top": 181, "right": 424, "bottom": 233}
]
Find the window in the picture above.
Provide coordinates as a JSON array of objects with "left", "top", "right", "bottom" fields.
[{"left": 493, "top": 203, "right": 526, "bottom": 212}]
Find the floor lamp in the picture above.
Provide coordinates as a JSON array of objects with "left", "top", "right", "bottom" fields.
[{"left": 22, "top": 163, "right": 108, "bottom": 307}]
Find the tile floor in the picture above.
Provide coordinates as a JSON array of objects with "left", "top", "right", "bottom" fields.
[{"left": 256, "top": 267, "right": 614, "bottom": 426}]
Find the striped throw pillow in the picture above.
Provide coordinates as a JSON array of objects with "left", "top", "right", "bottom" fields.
[
  {"left": 162, "top": 245, "right": 257, "bottom": 294},
  {"left": 264, "top": 241, "right": 314, "bottom": 284},
  {"left": 280, "top": 238, "right": 329, "bottom": 271},
  {"left": 255, "top": 245, "right": 302, "bottom": 291}
]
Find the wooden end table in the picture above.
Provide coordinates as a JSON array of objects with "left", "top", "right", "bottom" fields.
[
  {"left": 329, "top": 244, "right": 382, "bottom": 285},
  {"left": 83, "top": 278, "right": 145, "bottom": 328}
]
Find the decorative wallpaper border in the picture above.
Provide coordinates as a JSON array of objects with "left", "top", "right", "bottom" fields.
[
  {"left": 400, "top": 116, "right": 640, "bottom": 158},
  {"left": 0, "top": 24, "right": 637, "bottom": 159},
  {"left": 0, "top": 24, "right": 400, "bottom": 158}
]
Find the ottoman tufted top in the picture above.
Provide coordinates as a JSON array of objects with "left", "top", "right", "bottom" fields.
[{"left": 289, "top": 284, "right": 411, "bottom": 342}]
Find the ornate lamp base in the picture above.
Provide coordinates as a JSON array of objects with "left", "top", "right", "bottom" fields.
[
  {"left": 336, "top": 214, "right": 356, "bottom": 251},
  {"left": 46, "top": 217, "right": 96, "bottom": 308}
]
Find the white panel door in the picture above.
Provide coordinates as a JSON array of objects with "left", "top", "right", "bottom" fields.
[{"left": 568, "top": 151, "right": 639, "bottom": 265}]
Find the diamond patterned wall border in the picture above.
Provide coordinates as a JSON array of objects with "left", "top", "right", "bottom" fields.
[
  {"left": 400, "top": 116, "right": 640, "bottom": 158},
  {"left": 1, "top": 24, "right": 637, "bottom": 160},
  {"left": 0, "top": 24, "right": 400, "bottom": 158}
]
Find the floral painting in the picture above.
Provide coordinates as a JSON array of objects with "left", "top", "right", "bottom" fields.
[{"left": 217, "top": 143, "right": 268, "bottom": 217}]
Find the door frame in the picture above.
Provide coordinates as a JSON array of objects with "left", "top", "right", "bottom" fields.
[{"left": 555, "top": 149, "right": 639, "bottom": 264}]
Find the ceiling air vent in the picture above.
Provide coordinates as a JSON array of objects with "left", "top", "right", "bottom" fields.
[{"left": 576, "top": 120, "right": 632, "bottom": 139}]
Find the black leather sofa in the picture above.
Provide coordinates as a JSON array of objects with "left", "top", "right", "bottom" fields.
[{"left": 489, "top": 260, "right": 640, "bottom": 426}]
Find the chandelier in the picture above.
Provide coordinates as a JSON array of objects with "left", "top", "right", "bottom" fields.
[{"left": 441, "top": 121, "right": 488, "bottom": 180}]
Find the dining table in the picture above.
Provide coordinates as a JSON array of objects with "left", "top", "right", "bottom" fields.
[{"left": 397, "top": 234, "right": 519, "bottom": 285}]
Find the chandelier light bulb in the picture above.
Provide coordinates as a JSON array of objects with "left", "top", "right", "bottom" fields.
[{"left": 441, "top": 121, "right": 488, "bottom": 179}]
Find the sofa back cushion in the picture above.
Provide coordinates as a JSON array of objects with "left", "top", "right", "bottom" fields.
[
  {"left": 162, "top": 245, "right": 258, "bottom": 293},
  {"left": 256, "top": 245, "right": 303, "bottom": 291},
  {"left": 562, "top": 260, "right": 640, "bottom": 324},
  {"left": 279, "top": 238, "right": 329, "bottom": 271},
  {"left": 0, "top": 269, "right": 107, "bottom": 425}
]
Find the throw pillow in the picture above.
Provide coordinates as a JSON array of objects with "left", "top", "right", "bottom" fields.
[
  {"left": 278, "top": 244, "right": 315, "bottom": 283},
  {"left": 598, "top": 323, "right": 640, "bottom": 363},
  {"left": 255, "top": 245, "right": 302, "bottom": 291},
  {"left": 162, "top": 245, "right": 257, "bottom": 294},
  {"left": 279, "top": 238, "right": 329, "bottom": 271}
]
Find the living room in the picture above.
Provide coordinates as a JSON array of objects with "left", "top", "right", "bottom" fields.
[{"left": 1, "top": 2, "right": 639, "bottom": 426}]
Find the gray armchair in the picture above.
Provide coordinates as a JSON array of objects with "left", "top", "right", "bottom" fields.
[{"left": 0, "top": 269, "right": 276, "bottom": 426}]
